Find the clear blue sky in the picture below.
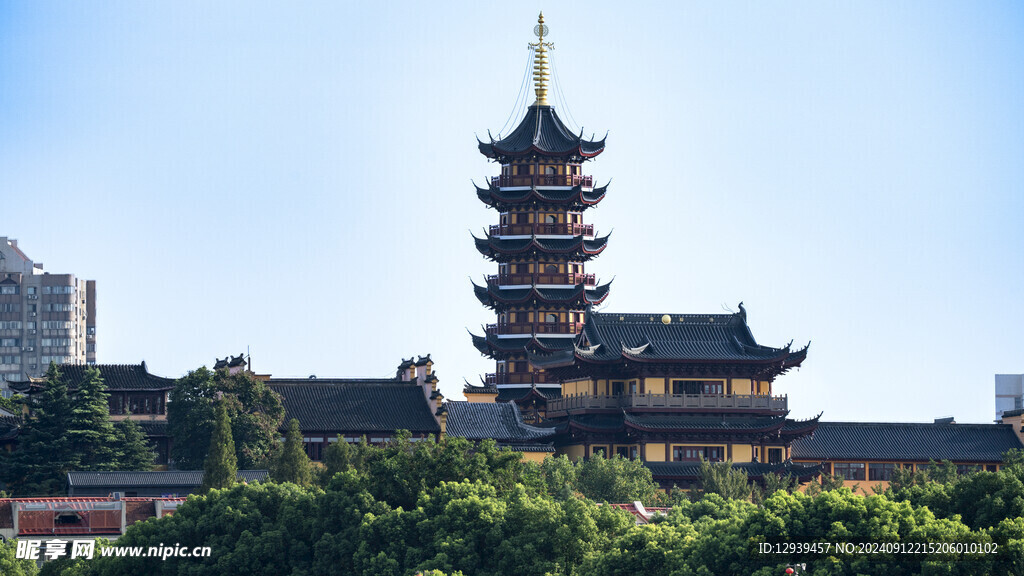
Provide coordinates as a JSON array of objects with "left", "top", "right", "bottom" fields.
[{"left": 2, "top": 1, "right": 1022, "bottom": 423}]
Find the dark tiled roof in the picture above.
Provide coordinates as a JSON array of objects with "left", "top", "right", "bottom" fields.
[
  {"left": 463, "top": 383, "right": 498, "bottom": 395},
  {"left": 268, "top": 381, "right": 440, "bottom": 434},
  {"left": 479, "top": 105, "right": 605, "bottom": 159},
  {"left": 0, "top": 414, "right": 19, "bottom": 441},
  {"left": 476, "top": 183, "right": 608, "bottom": 210},
  {"left": 136, "top": 420, "right": 169, "bottom": 437},
  {"left": 470, "top": 332, "right": 577, "bottom": 358},
  {"left": 646, "top": 461, "right": 823, "bottom": 481},
  {"left": 790, "top": 422, "right": 1024, "bottom": 463},
  {"left": 54, "top": 363, "right": 175, "bottom": 391},
  {"left": 1002, "top": 409, "right": 1024, "bottom": 418},
  {"left": 473, "top": 234, "right": 609, "bottom": 263},
  {"left": 495, "top": 386, "right": 561, "bottom": 403},
  {"left": 67, "top": 470, "right": 268, "bottom": 487},
  {"left": 473, "top": 282, "right": 611, "bottom": 309},
  {"left": 529, "top": 305, "right": 807, "bottom": 371},
  {"left": 623, "top": 413, "right": 786, "bottom": 433},
  {"left": 444, "top": 401, "right": 555, "bottom": 443}
]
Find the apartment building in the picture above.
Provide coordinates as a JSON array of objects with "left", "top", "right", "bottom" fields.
[{"left": 0, "top": 237, "right": 95, "bottom": 387}]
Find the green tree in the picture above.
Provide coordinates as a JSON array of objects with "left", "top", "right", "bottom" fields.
[
  {"left": 0, "top": 363, "right": 77, "bottom": 495},
  {"left": 697, "top": 458, "right": 750, "bottom": 500},
  {"left": 168, "top": 366, "right": 284, "bottom": 469},
  {"left": 67, "top": 366, "right": 119, "bottom": 471},
  {"left": 202, "top": 400, "right": 238, "bottom": 492},
  {"left": 321, "top": 434, "right": 353, "bottom": 482},
  {"left": 575, "top": 453, "right": 659, "bottom": 504},
  {"left": 113, "top": 415, "right": 156, "bottom": 471},
  {"left": 0, "top": 538, "right": 39, "bottom": 576},
  {"left": 273, "top": 418, "right": 312, "bottom": 485}
]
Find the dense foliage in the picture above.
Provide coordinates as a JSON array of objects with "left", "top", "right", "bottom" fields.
[
  {"left": 272, "top": 418, "right": 313, "bottom": 485},
  {"left": 48, "top": 439, "right": 1024, "bottom": 576},
  {"left": 167, "top": 366, "right": 285, "bottom": 470},
  {"left": 0, "top": 364, "right": 154, "bottom": 495}
]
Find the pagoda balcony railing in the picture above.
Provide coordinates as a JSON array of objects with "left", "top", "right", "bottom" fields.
[
  {"left": 489, "top": 223, "right": 594, "bottom": 236},
  {"left": 491, "top": 174, "right": 594, "bottom": 188},
  {"left": 546, "top": 393, "right": 788, "bottom": 414},
  {"left": 485, "top": 321, "right": 582, "bottom": 336},
  {"left": 484, "top": 372, "right": 556, "bottom": 386},
  {"left": 486, "top": 272, "right": 596, "bottom": 286}
]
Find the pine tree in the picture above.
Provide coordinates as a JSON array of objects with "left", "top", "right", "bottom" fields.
[
  {"left": 68, "top": 365, "right": 119, "bottom": 470},
  {"left": 322, "top": 433, "right": 352, "bottom": 482},
  {"left": 0, "top": 363, "right": 77, "bottom": 495},
  {"left": 114, "top": 415, "right": 156, "bottom": 471},
  {"left": 202, "top": 400, "right": 238, "bottom": 492},
  {"left": 273, "top": 418, "right": 312, "bottom": 485}
]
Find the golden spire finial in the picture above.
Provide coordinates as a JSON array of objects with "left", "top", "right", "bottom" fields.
[{"left": 529, "top": 12, "right": 553, "bottom": 106}]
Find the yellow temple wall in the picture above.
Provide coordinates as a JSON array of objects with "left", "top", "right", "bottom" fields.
[
  {"left": 645, "top": 443, "right": 667, "bottom": 462},
  {"left": 644, "top": 377, "right": 666, "bottom": 394},
  {"left": 463, "top": 392, "right": 495, "bottom": 403},
  {"left": 732, "top": 444, "right": 753, "bottom": 463},
  {"left": 731, "top": 379, "right": 752, "bottom": 394}
]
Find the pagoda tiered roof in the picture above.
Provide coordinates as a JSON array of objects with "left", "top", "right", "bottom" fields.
[
  {"left": 495, "top": 386, "right": 561, "bottom": 403},
  {"left": 473, "top": 234, "right": 609, "bottom": 262},
  {"left": 478, "top": 105, "right": 605, "bottom": 161},
  {"left": 470, "top": 331, "right": 577, "bottom": 358},
  {"left": 529, "top": 304, "right": 808, "bottom": 380},
  {"left": 472, "top": 282, "right": 611, "bottom": 309},
  {"left": 475, "top": 183, "right": 608, "bottom": 210}
]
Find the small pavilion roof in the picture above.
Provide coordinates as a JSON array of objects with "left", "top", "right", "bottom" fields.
[
  {"left": 478, "top": 105, "right": 605, "bottom": 160},
  {"left": 17, "top": 363, "right": 175, "bottom": 393},
  {"left": 444, "top": 401, "right": 556, "bottom": 444}
]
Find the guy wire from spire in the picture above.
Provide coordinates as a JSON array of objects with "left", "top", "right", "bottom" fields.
[
  {"left": 551, "top": 58, "right": 582, "bottom": 133},
  {"left": 496, "top": 45, "right": 535, "bottom": 138}
]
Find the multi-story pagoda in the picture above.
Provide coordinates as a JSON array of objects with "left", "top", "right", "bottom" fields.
[{"left": 467, "top": 13, "right": 611, "bottom": 420}]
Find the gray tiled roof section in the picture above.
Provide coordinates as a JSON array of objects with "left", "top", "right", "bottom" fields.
[
  {"left": 444, "top": 401, "right": 555, "bottom": 443},
  {"left": 790, "top": 421, "right": 1024, "bottom": 462},
  {"left": 67, "top": 470, "right": 268, "bottom": 487},
  {"left": 269, "top": 382, "right": 440, "bottom": 434}
]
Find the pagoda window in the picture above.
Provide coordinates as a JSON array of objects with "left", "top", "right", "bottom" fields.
[
  {"left": 545, "top": 165, "right": 556, "bottom": 175},
  {"left": 628, "top": 381, "right": 638, "bottom": 395},
  {"left": 545, "top": 214, "right": 557, "bottom": 224},
  {"left": 615, "top": 446, "right": 631, "bottom": 459},
  {"left": 591, "top": 446, "right": 608, "bottom": 457},
  {"left": 545, "top": 313, "right": 558, "bottom": 324},
  {"left": 767, "top": 448, "right": 783, "bottom": 464},
  {"left": 703, "top": 382, "right": 723, "bottom": 395},
  {"left": 544, "top": 264, "right": 558, "bottom": 274},
  {"left": 611, "top": 381, "right": 625, "bottom": 396}
]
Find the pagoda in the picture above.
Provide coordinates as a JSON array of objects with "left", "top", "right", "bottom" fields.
[{"left": 467, "top": 13, "right": 611, "bottom": 420}]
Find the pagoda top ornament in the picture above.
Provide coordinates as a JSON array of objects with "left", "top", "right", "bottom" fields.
[{"left": 529, "top": 12, "right": 553, "bottom": 106}]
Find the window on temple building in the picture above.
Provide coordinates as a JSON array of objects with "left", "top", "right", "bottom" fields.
[
  {"left": 956, "top": 464, "right": 980, "bottom": 475},
  {"left": 833, "top": 462, "right": 866, "bottom": 481},
  {"left": 869, "top": 463, "right": 897, "bottom": 481},
  {"left": 703, "top": 382, "right": 723, "bottom": 394},
  {"left": 628, "top": 381, "right": 638, "bottom": 394},
  {"left": 591, "top": 446, "right": 608, "bottom": 457},
  {"left": 767, "top": 448, "right": 783, "bottom": 464},
  {"left": 611, "top": 381, "right": 624, "bottom": 396},
  {"left": 616, "top": 446, "right": 630, "bottom": 459}
]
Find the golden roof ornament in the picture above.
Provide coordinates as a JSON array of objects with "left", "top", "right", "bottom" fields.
[{"left": 529, "top": 12, "right": 553, "bottom": 106}]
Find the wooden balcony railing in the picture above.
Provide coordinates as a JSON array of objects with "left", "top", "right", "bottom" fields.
[
  {"left": 485, "top": 322, "right": 582, "bottom": 336},
  {"left": 491, "top": 174, "right": 594, "bottom": 188},
  {"left": 489, "top": 223, "right": 594, "bottom": 236},
  {"left": 546, "top": 393, "right": 788, "bottom": 414},
  {"left": 486, "top": 272, "right": 596, "bottom": 286},
  {"left": 484, "top": 372, "right": 556, "bottom": 386}
]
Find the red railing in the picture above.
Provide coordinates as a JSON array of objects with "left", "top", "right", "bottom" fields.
[
  {"left": 486, "top": 272, "right": 595, "bottom": 286},
  {"left": 484, "top": 372, "right": 556, "bottom": 386},
  {"left": 489, "top": 223, "right": 594, "bottom": 236},
  {"left": 485, "top": 322, "right": 582, "bottom": 335},
  {"left": 491, "top": 174, "right": 594, "bottom": 188}
]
